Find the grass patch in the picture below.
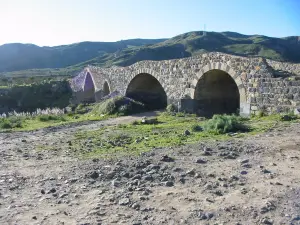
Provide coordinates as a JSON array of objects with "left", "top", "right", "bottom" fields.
[
  {"left": 0, "top": 112, "right": 111, "bottom": 132},
  {"left": 70, "top": 112, "right": 300, "bottom": 159}
]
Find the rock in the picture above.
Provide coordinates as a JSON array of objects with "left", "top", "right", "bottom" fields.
[
  {"left": 21, "top": 139, "right": 27, "bottom": 143},
  {"left": 240, "top": 171, "right": 248, "bottom": 175},
  {"left": 186, "top": 168, "right": 196, "bottom": 176},
  {"left": 242, "top": 163, "right": 252, "bottom": 168},
  {"left": 59, "top": 193, "right": 68, "bottom": 198},
  {"left": 48, "top": 188, "right": 56, "bottom": 194},
  {"left": 240, "top": 188, "right": 247, "bottom": 194},
  {"left": 202, "top": 150, "right": 212, "bottom": 156},
  {"left": 261, "top": 217, "right": 274, "bottom": 224},
  {"left": 261, "top": 169, "right": 271, "bottom": 174},
  {"left": 141, "top": 117, "right": 158, "bottom": 125},
  {"left": 119, "top": 198, "right": 130, "bottom": 206},
  {"left": 87, "top": 171, "right": 99, "bottom": 179},
  {"left": 132, "top": 202, "right": 140, "bottom": 210},
  {"left": 142, "top": 174, "right": 153, "bottom": 181},
  {"left": 41, "top": 189, "right": 45, "bottom": 194},
  {"left": 196, "top": 158, "right": 207, "bottom": 164},
  {"left": 183, "top": 130, "right": 191, "bottom": 135},
  {"left": 160, "top": 155, "right": 174, "bottom": 162},
  {"left": 260, "top": 201, "right": 276, "bottom": 214},
  {"left": 164, "top": 181, "right": 174, "bottom": 187},
  {"left": 32, "top": 216, "right": 37, "bottom": 220},
  {"left": 239, "top": 159, "right": 249, "bottom": 164}
]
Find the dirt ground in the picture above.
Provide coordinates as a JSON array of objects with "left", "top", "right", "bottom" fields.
[{"left": 1, "top": 113, "right": 300, "bottom": 225}]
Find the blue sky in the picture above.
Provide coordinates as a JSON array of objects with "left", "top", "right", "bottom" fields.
[{"left": 0, "top": 0, "right": 299, "bottom": 46}]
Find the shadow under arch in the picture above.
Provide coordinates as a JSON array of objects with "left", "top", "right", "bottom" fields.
[
  {"left": 103, "top": 80, "right": 111, "bottom": 96},
  {"left": 82, "top": 72, "right": 96, "bottom": 103},
  {"left": 125, "top": 73, "right": 167, "bottom": 110},
  {"left": 193, "top": 69, "right": 240, "bottom": 117}
]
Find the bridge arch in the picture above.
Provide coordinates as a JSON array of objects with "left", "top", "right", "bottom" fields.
[
  {"left": 82, "top": 71, "right": 96, "bottom": 103},
  {"left": 125, "top": 70, "right": 168, "bottom": 110},
  {"left": 190, "top": 62, "right": 248, "bottom": 117},
  {"left": 103, "top": 80, "right": 111, "bottom": 96}
]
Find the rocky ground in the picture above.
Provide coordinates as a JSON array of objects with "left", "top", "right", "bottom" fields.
[{"left": 0, "top": 115, "right": 300, "bottom": 225}]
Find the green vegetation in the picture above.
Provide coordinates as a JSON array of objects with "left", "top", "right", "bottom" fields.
[
  {"left": 1, "top": 31, "right": 300, "bottom": 78},
  {"left": 70, "top": 112, "right": 300, "bottom": 159},
  {"left": 0, "top": 112, "right": 110, "bottom": 132},
  {"left": 37, "top": 114, "right": 67, "bottom": 122},
  {"left": 203, "top": 114, "right": 249, "bottom": 134},
  {"left": 0, "top": 80, "right": 72, "bottom": 112},
  {"left": 166, "top": 103, "right": 177, "bottom": 113},
  {"left": 90, "top": 96, "right": 145, "bottom": 116},
  {"left": 0, "top": 117, "right": 23, "bottom": 129}
]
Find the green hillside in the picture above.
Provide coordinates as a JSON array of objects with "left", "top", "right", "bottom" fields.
[{"left": 0, "top": 31, "right": 299, "bottom": 79}]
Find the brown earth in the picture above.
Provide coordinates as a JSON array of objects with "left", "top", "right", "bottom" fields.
[{"left": 0, "top": 114, "right": 300, "bottom": 225}]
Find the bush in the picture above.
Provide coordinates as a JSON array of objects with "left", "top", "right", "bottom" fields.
[
  {"left": 280, "top": 114, "right": 298, "bottom": 121},
  {"left": 191, "top": 124, "right": 203, "bottom": 132},
  {"left": 166, "top": 104, "right": 177, "bottom": 113},
  {"left": 91, "top": 96, "right": 145, "bottom": 116},
  {"left": 37, "top": 115, "right": 66, "bottom": 122},
  {"left": 203, "top": 114, "right": 249, "bottom": 134},
  {"left": 0, "top": 117, "right": 23, "bottom": 129},
  {"left": 75, "top": 103, "right": 91, "bottom": 114}
]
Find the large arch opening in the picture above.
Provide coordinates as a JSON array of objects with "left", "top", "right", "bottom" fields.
[
  {"left": 194, "top": 69, "right": 240, "bottom": 117},
  {"left": 103, "top": 81, "right": 110, "bottom": 96},
  {"left": 82, "top": 73, "right": 95, "bottom": 103},
  {"left": 126, "top": 73, "right": 167, "bottom": 110}
]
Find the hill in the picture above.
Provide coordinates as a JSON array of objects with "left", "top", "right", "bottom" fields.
[
  {"left": 0, "top": 31, "right": 300, "bottom": 78},
  {"left": 0, "top": 39, "right": 166, "bottom": 73}
]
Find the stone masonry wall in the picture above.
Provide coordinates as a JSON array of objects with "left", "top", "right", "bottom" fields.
[
  {"left": 248, "top": 77, "right": 300, "bottom": 114},
  {"left": 266, "top": 59, "right": 300, "bottom": 76}
]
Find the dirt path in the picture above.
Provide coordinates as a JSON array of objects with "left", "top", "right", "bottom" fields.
[{"left": 0, "top": 115, "right": 300, "bottom": 225}]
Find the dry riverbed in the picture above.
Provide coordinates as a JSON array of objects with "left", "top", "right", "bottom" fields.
[{"left": 0, "top": 114, "right": 300, "bottom": 225}]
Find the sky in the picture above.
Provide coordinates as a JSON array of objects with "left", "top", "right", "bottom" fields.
[{"left": 0, "top": 0, "right": 299, "bottom": 46}]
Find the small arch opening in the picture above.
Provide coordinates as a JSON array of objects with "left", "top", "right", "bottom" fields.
[
  {"left": 126, "top": 73, "right": 167, "bottom": 110},
  {"left": 194, "top": 69, "right": 240, "bottom": 117},
  {"left": 103, "top": 81, "right": 110, "bottom": 96},
  {"left": 82, "top": 72, "right": 95, "bottom": 103}
]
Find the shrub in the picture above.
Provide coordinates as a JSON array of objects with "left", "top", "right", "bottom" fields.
[
  {"left": 131, "top": 120, "right": 140, "bottom": 125},
  {"left": 0, "top": 117, "right": 23, "bottom": 129},
  {"left": 166, "top": 104, "right": 177, "bottom": 113},
  {"left": 75, "top": 104, "right": 91, "bottom": 114},
  {"left": 191, "top": 124, "right": 203, "bottom": 132},
  {"left": 280, "top": 114, "right": 298, "bottom": 121},
  {"left": 176, "top": 112, "right": 186, "bottom": 117},
  {"left": 37, "top": 115, "right": 66, "bottom": 122},
  {"left": 203, "top": 114, "right": 249, "bottom": 134},
  {"left": 91, "top": 96, "right": 145, "bottom": 116}
]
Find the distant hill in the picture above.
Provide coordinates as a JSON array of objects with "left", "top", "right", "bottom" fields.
[
  {"left": 0, "top": 39, "right": 166, "bottom": 73},
  {"left": 0, "top": 31, "right": 300, "bottom": 77}
]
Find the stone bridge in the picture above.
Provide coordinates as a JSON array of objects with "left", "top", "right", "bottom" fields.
[{"left": 70, "top": 52, "right": 300, "bottom": 117}]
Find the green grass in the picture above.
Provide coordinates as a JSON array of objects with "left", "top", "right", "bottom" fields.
[
  {"left": 70, "top": 113, "right": 299, "bottom": 159},
  {"left": 0, "top": 113, "right": 111, "bottom": 132}
]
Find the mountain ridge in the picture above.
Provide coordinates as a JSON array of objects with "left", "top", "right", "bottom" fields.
[{"left": 0, "top": 31, "right": 299, "bottom": 77}]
